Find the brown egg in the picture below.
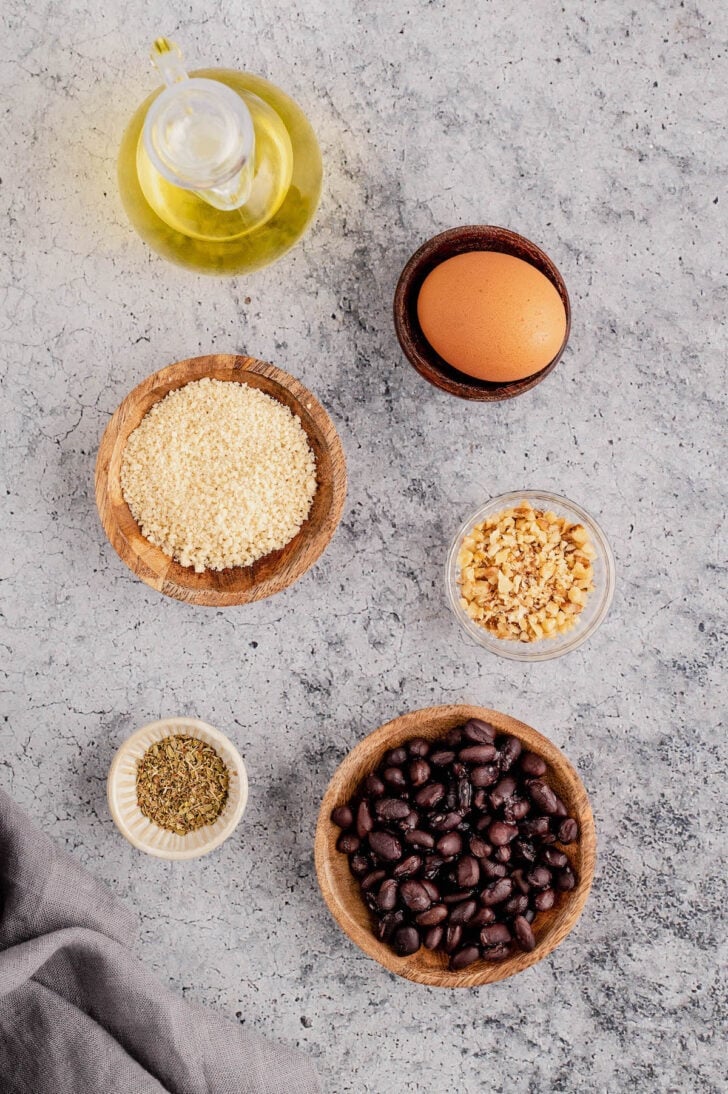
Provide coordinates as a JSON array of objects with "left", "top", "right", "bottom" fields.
[{"left": 416, "top": 251, "right": 567, "bottom": 383}]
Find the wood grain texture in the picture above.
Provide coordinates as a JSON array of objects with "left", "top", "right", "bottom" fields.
[
  {"left": 393, "top": 226, "right": 571, "bottom": 402},
  {"left": 95, "top": 354, "right": 347, "bottom": 606},
  {"left": 315, "top": 704, "right": 596, "bottom": 988}
]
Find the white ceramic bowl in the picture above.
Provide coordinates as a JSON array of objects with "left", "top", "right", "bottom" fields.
[
  {"left": 446, "top": 491, "right": 615, "bottom": 662},
  {"left": 107, "top": 717, "right": 248, "bottom": 859}
]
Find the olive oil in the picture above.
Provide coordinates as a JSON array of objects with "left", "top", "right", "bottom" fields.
[{"left": 118, "top": 54, "right": 322, "bottom": 275}]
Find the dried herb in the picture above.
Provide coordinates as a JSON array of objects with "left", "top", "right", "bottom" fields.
[{"left": 136, "top": 734, "right": 230, "bottom": 835}]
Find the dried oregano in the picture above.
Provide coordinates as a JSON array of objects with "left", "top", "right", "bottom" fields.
[{"left": 136, "top": 734, "right": 230, "bottom": 835}]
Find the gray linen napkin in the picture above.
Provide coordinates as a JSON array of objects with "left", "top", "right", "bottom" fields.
[{"left": 0, "top": 788, "right": 321, "bottom": 1094}]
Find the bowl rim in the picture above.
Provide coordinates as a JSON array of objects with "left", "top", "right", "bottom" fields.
[
  {"left": 446, "top": 491, "right": 616, "bottom": 661},
  {"left": 107, "top": 716, "right": 248, "bottom": 860},
  {"left": 94, "top": 353, "right": 347, "bottom": 607},
  {"left": 393, "top": 225, "right": 571, "bottom": 402},
  {"left": 314, "top": 703, "right": 597, "bottom": 988}
]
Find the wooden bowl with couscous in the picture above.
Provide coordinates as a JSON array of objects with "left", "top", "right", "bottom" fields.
[{"left": 95, "top": 354, "right": 347, "bottom": 606}]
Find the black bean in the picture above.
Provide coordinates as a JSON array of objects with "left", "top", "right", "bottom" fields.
[
  {"left": 481, "top": 877, "right": 513, "bottom": 906},
  {"left": 383, "top": 766, "right": 407, "bottom": 789},
  {"left": 556, "top": 866, "right": 576, "bottom": 891},
  {"left": 472, "top": 789, "right": 490, "bottom": 811},
  {"left": 469, "top": 836, "right": 491, "bottom": 859},
  {"left": 364, "top": 891, "right": 378, "bottom": 912},
  {"left": 443, "top": 925, "right": 463, "bottom": 953},
  {"left": 430, "top": 811, "right": 462, "bottom": 832},
  {"left": 558, "top": 818, "right": 579, "bottom": 844},
  {"left": 436, "top": 831, "right": 463, "bottom": 857},
  {"left": 470, "top": 906, "right": 496, "bottom": 928},
  {"left": 409, "top": 758, "right": 431, "bottom": 786},
  {"left": 513, "top": 915, "right": 536, "bottom": 952},
  {"left": 364, "top": 774, "right": 386, "bottom": 798},
  {"left": 526, "top": 779, "right": 559, "bottom": 815},
  {"left": 520, "top": 751, "right": 547, "bottom": 777},
  {"left": 350, "top": 853, "right": 370, "bottom": 876},
  {"left": 422, "top": 854, "right": 446, "bottom": 879},
  {"left": 534, "top": 888, "right": 556, "bottom": 911},
  {"left": 398, "top": 810, "right": 419, "bottom": 831},
  {"left": 421, "top": 878, "right": 441, "bottom": 903},
  {"left": 482, "top": 942, "right": 512, "bottom": 961},
  {"left": 331, "top": 805, "right": 353, "bottom": 829},
  {"left": 527, "top": 866, "right": 552, "bottom": 890},
  {"left": 443, "top": 889, "right": 475, "bottom": 904},
  {"left": 414, "top": 783, "right": 445, "bottom": 808},
  {"left": 457, "top": 778, "right": 472, "bottom": 810},
  {"left": 463, "top": 718, "right": 497, "bottom": 744},
  {"left": 443, "top": 785, "right": 458, "bottom": 811},
  {"left": 513, "top": 838, "right": 537, "bottom": 863},
  {"left": 541, "top": 848, "right": 568, "bottom": 868},
  {"left": 375, "top": 798, "right": 411, "bottom": 821},
  {"left": 377, "top": 909, "right": 405, "bottom": 941},
  {"left": 416, "top": 904, "right": 448, "bottom": 926},
  {"left": 393, "top": 855, "right": 421, "bottom": 878},
  {"left": 459, "top": 744, "right": 497, "bottom": 763},
  {"left": 455, "top": 856, "right": 480, "bottom": 889},
  {"left": 521, "top": 816, "right": 551, "bottom": 839},
  {"left": 404, "top": 829, "right": 435, "bottom": 850},
  {"left": 377, "top": 879, "right": 398, "bottom": 911},
  {"left": 470, "top": 764, "right": 499, "bottom": 788},
  {"left": 480, "top": 922, "right": 511, "bottom": 946},
  {"left": 400, "top": 880, "right": 431, "bottom": 912},
  {"left": 341, "top": 721, "right": 581, "bottom": 970},
  {"left": 357, "top": 800, "right": 374, "bottom": 838},
  {"left": 393, "top": 926, "right": 421, "bottom": 956},
  {"left": 449, "top": 899, "right": 478, "bottom": 925},
  {"left": 423, "top": 925, "right": 444, "bottom": 950},
  {"left": 480, "top": 859, "right": 508, "bottom": 880},
  {"left": 489, "top": 776, "right": 517, "bottom": 809},
  {"left": 511, "top": 867, "right": 530, "bottom": 894},
  {"left": 504, "top": 797, "right": 531, "bottom": 822},
  {"left": 499, "top": 736, "right": 522, "bottom": 770},
  {"left": 450, "top": 945, "right": 481, "bottom": 970},
  {"left": 504, "top": 894, "right": 529, "bottom": 917},
  {"left": 368, "top": 831, "right": 402, "bottom": 862},
  {"left": 361, "top": 868, "right": 386, "bottom": 892},
  {"left": 488, "top": 821, "right": 518, "bottom": 846},
  {"left": 408, "top": 737, "right": 430, "bottom": 757}
]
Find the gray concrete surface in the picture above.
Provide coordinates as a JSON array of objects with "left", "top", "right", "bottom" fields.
[{"left": 1, "top": 1, "right": 726, "bottom": 1091}]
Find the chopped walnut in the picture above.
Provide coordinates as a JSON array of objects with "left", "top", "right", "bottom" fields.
[{"left": 457, "top": 502, "right": 596, "bottom": 642}]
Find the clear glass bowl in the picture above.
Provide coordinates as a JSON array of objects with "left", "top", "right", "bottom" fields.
[{"left": 446, "top": 491, "right": 615, "bottom": 662}]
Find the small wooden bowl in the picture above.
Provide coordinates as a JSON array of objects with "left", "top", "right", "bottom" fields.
[
  {"left": 95, "top": 354, "right": 346, "bottom": 606},
  {"left": 393, "top": 226, "right": 571, "bottom": 401},
  {"left": 315, "top": 704, "right": 596, "bottom": 988}
]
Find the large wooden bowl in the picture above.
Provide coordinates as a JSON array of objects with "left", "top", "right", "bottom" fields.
[
  {"left": 393, "top": 226, "right": 571, "bottom": 401},
  {"left": 315, "top": 704, "right": 596, "bottom": 988},
  {"left": 95, "top": 354, "right": 346, "bottom": 606}
]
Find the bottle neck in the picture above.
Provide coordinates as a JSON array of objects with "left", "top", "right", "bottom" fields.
[{"left": 144, "top": 41, "right": 256, "bottom": 210}]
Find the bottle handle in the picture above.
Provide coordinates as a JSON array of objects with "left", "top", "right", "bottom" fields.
[{"left": 150, "top": 38, "right": 189, "bottom": 87}]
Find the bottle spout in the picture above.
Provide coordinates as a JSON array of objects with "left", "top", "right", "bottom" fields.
[
  {"left": 143, "top": 39, "right": 256, "bottom": 211},
  {"left": 151, "top": 37, "right": 189, "bottom": 87}
]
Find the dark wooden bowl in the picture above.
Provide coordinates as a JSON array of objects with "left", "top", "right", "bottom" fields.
[
  {"left": 315, "top": 704, "right": 596, "bottom": 988},
  {"left": 393, "top": 226, "right": 571, "bottom": 401},
  {"left": 95, "top": 354, "right": 347, "bottom": 606}
]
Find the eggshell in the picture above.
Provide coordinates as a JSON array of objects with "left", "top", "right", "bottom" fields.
[{"left": 416, "top": 251, "right": 567, "bottom": 383}]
